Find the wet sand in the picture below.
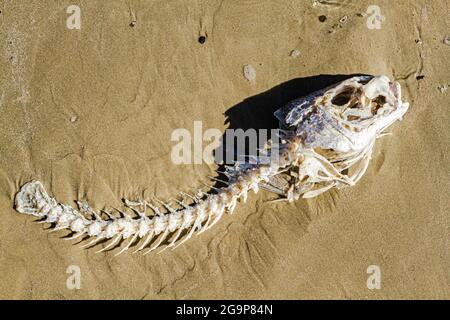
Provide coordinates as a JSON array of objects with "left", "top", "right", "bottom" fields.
[{"left": 0, "top": 0, "right": 448, "bottom": 299}]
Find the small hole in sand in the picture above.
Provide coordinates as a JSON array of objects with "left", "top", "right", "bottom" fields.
[
  {"left": 198, "top": 36, "right": 206, "bottom": 44},
  {"left": 318, "top": 15, "right": 327, "bottom": 22}
]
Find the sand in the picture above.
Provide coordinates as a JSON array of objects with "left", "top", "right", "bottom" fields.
[{"left": 0, "top": 0, "right": 448, "bottom": 299}]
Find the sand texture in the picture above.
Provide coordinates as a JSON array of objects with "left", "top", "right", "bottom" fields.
[{"left": 0, "top": 0, "right": 449, "bottom": 299}]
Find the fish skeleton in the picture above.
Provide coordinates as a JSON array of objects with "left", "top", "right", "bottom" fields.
[{"left": 14, "top": 75, "right": 409, "bottom": 255}]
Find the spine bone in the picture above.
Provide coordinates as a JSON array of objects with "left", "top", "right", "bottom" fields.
[{"left": 14, "top": 140, "right": 297, "bottom": 255}]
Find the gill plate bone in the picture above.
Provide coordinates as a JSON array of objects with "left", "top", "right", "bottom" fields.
[{"left": 14, "top": 75, "right": 409, "bottom": 255}]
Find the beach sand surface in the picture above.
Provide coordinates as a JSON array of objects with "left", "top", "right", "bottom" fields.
[{"left": 0, "top": 0, "right": 448, "bottom": 299}]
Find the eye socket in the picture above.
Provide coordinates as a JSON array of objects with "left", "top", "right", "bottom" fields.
[
  {"left": 332, "top": 86, "right": 355, "bottom": 106},
  {"left": 371, "top": 95, "right": 387, "bottom": 114}
]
